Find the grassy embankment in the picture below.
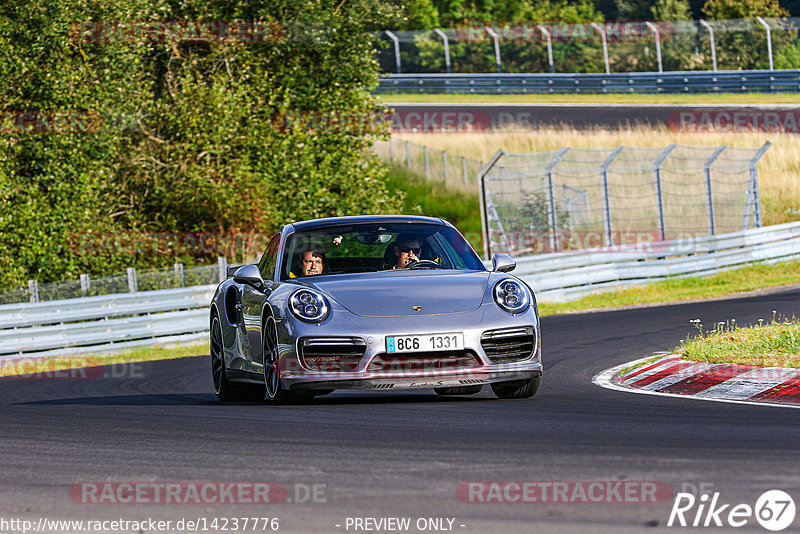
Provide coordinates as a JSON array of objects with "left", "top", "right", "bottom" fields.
[{"left": 673, "top": 315, "right": 800, "bottom": 368}]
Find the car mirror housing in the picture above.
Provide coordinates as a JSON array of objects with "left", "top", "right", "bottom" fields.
[
  {"left": 233, "top": 264, "right": 264, "bottom": 288},
  {"left": 492, "top": 253, "right": 516, "bottom": 273}
]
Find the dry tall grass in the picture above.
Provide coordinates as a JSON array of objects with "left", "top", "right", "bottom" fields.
[{"left": 394, "top": 128, "right": 800, "bottom": 226}]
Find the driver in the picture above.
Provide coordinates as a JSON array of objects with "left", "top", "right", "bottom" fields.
[
  {"left": 392, "top": 233, "right": 422, "bottom": 269},
  {"left": 294, "top": 244, "right": 326, "bottom": 277}
]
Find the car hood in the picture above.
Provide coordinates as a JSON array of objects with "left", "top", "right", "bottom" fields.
[{"left": 298, "top": 270, "right": 490, "bottom": 317}]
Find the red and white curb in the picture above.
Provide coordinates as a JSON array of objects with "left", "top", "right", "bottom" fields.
[{"left": 593, "top": 354, "right": 800, "bottom": 409}]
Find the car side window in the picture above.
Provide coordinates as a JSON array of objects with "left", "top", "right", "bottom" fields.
[{"left": 258, "top": 233, "right": 281, "bottom": 281}]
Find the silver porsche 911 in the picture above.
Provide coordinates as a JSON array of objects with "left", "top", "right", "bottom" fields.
[{"left": 209, "top": 215, "right": 542, "bottom": 403}]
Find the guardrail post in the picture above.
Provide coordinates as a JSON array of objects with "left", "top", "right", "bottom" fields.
[
  {"left": 127, "top": 267, "right": 138, "bottom": 293},
  {"left": 28, "top": 280, "right": 39, "bottom": 303},
  {"left": 424, "top": 146, "right": 430, "bottom": 179},
  {"left": 174, "top": 262, "right": 185, "bottom": 287},
  {"left": 699, "top": 20, "right": 717, "bottom": 72},
  {"left": 590, "top": 23, "right": 610, "bottom": 74},
  {"left": 544, "top": 147, "right": 571, "bottom": 252},
  {"left": 80, "top": 274, "right": 90, "bottom": 294},
  {"left": 433, "top": 28, "right": 451, "bottom": 73},
  {"left": 537, "top": 25, "right": 554, "bottom": 73},
  {"left": 442, "top": 150, "right": 448, "bottom": 184},
  {"left": 600, "top": 147, "right": 624, "bottom": 247},
  {"left": 485, "top": 27, "right": 502, "bottom": 73},
  {"left": 645, "top": 22, "right": 663, "bottom": 73},
  {"left": 478, "top": 150, "right": 507, "bottom": 259},
  {"left": 388, "top": 137, "right": 394, "bottom": 161},
  {"left": 653, "top": 144, "right": 676, "bottom": 240},
  {"left": 384, "top": 30, "right": 402, "bottom": 74},
  {"left": 704, "top": 145, "right": 727, "bottom": 236},
  {"left": 217, "top": 256, "right": 227, "bottom": 283},
  {"left": 462, "top": 156, "right": 468, "bottom": 185},
  {"left": 405, "top": 141, "right": 411, "bottom": 168}
]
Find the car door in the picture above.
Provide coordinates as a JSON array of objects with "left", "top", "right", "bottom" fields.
[{"left": 241, "top": 233, "right": 280, "bottom": 371}]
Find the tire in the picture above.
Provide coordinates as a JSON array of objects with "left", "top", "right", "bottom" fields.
[
  {"left": 263, "top": 317, "right": 302, "bottom": 405},
  {"left": 211, "top": 314, "right": 265, "bottom": 402},
  {"left": 491, "top": 377, "right": 540, "bottom": 399},
  {"left": 434, "top": 385, "right": 482, "bottom": 396}
]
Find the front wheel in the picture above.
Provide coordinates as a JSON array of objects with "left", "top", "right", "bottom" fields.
[
  {"left": 263, "top": 318, "right": 302, "bottom": 404},
  {"left": 491, "top": 377, "right": 540, "bottom": 399}
]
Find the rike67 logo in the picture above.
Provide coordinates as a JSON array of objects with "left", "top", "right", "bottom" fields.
[{"left": 668, "top": 490, "right": 796, "bottom": 531}]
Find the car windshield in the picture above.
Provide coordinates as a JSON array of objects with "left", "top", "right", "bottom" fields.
[{"left": 281, "top": 222, "right": 484, "bottom": 279}]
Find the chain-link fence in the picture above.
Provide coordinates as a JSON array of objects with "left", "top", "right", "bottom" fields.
[
  {"left": 480, "top": 143, "right": 771, "bottom": 257},
  {"left": 379, "top": 18, "right": 800, "bottom": 74},
  {"left": 374, "top": 138, "right": 484, "bottom": 191},
  {"left": 1, "top": 261, "right": 227, "bottom": 305}
]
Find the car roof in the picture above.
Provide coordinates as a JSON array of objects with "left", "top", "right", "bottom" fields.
[{"left": 288, "top": 215, "right": 448, "bottom": 232}]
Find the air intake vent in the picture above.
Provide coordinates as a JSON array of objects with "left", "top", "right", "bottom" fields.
[
  {"left": 481, "top": 327, "right": 535, "bottom": 364},
  {"left": 368, "top": 351, "right": 480, "bottom": 372},
  {"left": 299, "top": 337, "right": 367, "bottom": 372}
]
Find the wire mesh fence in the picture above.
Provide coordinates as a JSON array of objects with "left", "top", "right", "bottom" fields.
[
  {"left": 378, "top": 18, "right": 800, "bottom": 74},
  {"left": 2, "top": 261, "right": 227, "bottom": 305},
  {"left": 480, "top": 143, "right": 771, "bottom": 257},
  {"left": 374, "top": 138, "right": 484, "bottom": 191}
]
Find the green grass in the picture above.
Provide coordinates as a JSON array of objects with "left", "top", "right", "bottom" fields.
[
  {"left": 0, "top": 343, "right": 205, "bottom": 377},
  {"left": 385, "top": 163, "right": 484, "bottom": 253},
  {"left": 379, "top": 93, "right": 800, "bottom": 104},
  {"left": 538, "top": 259, "right": 800, "bottom": 316},
  {"left": 674, "top": 315, "right": 800, "bottom": 367}
]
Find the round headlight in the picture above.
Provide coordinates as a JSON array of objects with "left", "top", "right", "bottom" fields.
[
  {"left": 493, "top": 279, "right": 530, "bottom": 314},
  {"left": 289, "top": 288, "right": 330, "bottom": 322}
]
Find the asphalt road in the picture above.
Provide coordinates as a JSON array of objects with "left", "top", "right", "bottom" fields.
[{"left": 2, "top": 288, "right": 800, "bottom": 533}]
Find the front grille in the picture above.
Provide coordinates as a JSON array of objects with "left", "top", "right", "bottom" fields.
[
  {"left": 368, "top": 351, "right": 480, "bottom": 373},
  {"left": 298, "top": 337, "right": 367, "bottom": 372},
  {"left": 481, "top": 327, "right": 536, "bottom": 364}
]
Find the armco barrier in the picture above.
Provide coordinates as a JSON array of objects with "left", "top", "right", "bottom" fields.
[
  {"left": 514, "top": 221, "right": 800, "bottom": 302},
  {"left": 2, "top": 222, "right": 800, "bottom": 361},
  {"left": 375, "top": 70, "right": 800, "bottom": 94}
]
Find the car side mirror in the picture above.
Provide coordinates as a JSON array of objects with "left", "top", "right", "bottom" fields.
[
  {"left": 233, "top": 264, "right": 264, "bottom": 288},
  {"left": 491, "top": 253, "right": 516, "bottom": 273}
]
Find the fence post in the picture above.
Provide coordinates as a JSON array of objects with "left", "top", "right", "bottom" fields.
[
  {"left": 699, "top": 20, "right": 717, "bottom": 72},
  {"left": 703, "top": 145, "right": 727, "bottom": 236},
  {"left": 653, "top": 144, "right": 676, "bottom": 241},
  {"left": 424, "top": 146, "right": 430, "bottom": 179},
  {"left": 756, "top": 17, "right": 774, "bottom": 71},
  {"left": 462, "top": 156, "right": 468, "bottom": 185},
  {"left": 744, "top": 141, "right": 771, "bottom": 229},
  {"left": 174, "top": 262, "right": 185, "bottom": 287},
  {"left": 388, "top": 137, "right": 394, "bottom": 161},
  {"left": 485, "top": 27, "right": 502, "bottom": 73},
  {"left": 384, "top": 30, "right": 402, "bottom": 74},
  {"left": 544, "top": 147, "right": 571, "bottom": 252},
  {"left": 600, "top": 147, "right": 624, "bottom": 247},
  {"left": 433, "top": 28, "right": 451, "bottom": 73},
  {"left": 537, "top": 25, "right": 554, "bottom": 73},
  {"left": 478, "top": 150, "right": 507, "bottom": 259},
  {"left": 645, "top": 22, "right": 663, "bottom": 73},
  {"left": 80, "top": 274, "right": 90, "bottom": 294},
  {"left": 405, "top": 141, "right": 411, "bottom": 168},
  {"left": 28, "top": 280, "right": 39, "bottom": 303},
  {"left": 218, "top": 256, "right": 227, "bottom": 283},
  {"left": 442, "top": 150, "right": 448, "bottom": 184},
  {"left": 127, "top": 267, "right": 138, "bottom": 293},
  {"left": 590, "top": 23, "right": 610, "bottom": 74}
]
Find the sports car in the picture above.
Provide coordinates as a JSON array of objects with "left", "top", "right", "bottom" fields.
[{"left": 209, "top": 215, "right": 542, "bottom": 403}]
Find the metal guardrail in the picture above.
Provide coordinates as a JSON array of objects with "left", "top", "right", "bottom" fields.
[
  {"left": 3, "top": 221, "right": 800, "bottom": 360},
  {"left": 512, "top": 220, "right": 800, "bottom": 302},
  {"left": 375, "top": 70, "right": 800, "bottom": 94},
  {"left": 0, "top": 285, "right": 215, "bottom": 358}
]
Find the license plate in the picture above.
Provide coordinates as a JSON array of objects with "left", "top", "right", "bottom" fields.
[{"left": 386, "top": 333, "right": 464, "bottom": 353}]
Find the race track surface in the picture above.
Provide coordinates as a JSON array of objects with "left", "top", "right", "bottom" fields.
[{"left": 3, "top": 288, "right": 800, "bottom": 533}]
